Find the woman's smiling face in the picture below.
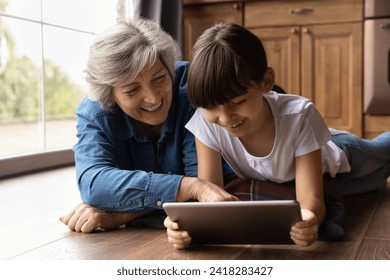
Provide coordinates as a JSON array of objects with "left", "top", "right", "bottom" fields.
[{"left": 111, "top": 58, "right": 172, "bottom": 125}]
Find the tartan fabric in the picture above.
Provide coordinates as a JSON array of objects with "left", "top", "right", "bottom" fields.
[
  {"left": 130, "top": 176, "right": 346, "bottom": 241},
  {"left": 224, "top": 177, "right": 296, "bottom": 201},
  {"left": 224, "top": 175, "right": 345, "bottom": 241}
]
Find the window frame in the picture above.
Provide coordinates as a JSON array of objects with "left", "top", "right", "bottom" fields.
[
  {"left": 0, "top": 0, "right": 131, "bottom": 178},
  {"left": 0, "top": 149, "right": 74, "bottom": 178}
]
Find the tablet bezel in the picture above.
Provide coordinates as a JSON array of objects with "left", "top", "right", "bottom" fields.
[{"left": 163, "top": 200, "right": 302, "bottom": 245}]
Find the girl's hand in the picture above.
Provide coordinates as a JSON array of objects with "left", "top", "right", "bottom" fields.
[
  {"left": 290, "top": 208, "right": 318, "bottom": 247},
  {"left": 164, "top": 216, "right": 192, "bottom": 249},
  {"left": 170, "top": 177, "right": 238, "bottom": 249}
]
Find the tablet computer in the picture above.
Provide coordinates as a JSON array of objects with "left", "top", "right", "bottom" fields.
[{"left": 163, "top": 200, "right": 302, "bottom": 245}]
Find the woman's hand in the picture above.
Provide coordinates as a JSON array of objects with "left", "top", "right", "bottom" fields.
[
  {"left": 60, "top": 202, "right": 146, "bottom": 233},
  {"left": 177, "top": 177, "right": 238, "bottom": 202},
  {"left": 166, "top": 176, "right": 238, "bottom": 249},
  {"left": 290, "top": 208, "right": 318, "bottom": 247},
  {"left": 164, "top": 216, "right": 192, "bottom": 249}
]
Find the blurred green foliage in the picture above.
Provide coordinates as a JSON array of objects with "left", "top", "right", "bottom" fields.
[{"left": 0, "top": 0, "right": 85, "bottom": 121}]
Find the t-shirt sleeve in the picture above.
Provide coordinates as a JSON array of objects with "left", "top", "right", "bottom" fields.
[
  {"left": 294, "top": 103, "right": 332, "bottom": 157},
  {"left": 185, "top": 108, "right": 221, "bottom": 152}
]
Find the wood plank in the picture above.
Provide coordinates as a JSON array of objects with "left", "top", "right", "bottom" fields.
[
  {"left": 131, "top": 238, "right": 249, "bottom": 260},
  {"left": 364, "top": 186, "right": 390, "bottom": 240},
  {"left": 0, "top": 166, "right": 81, "bottom": 259},
  {"left": 10, "top": 228, "right": 166, "bottom": 260},
  {"left": 353, "top": 238, "right": 390, "bottom": 260},
  {"left": 1, "top": 166, "right": 388, "bottom": 260},
  {"left": 0, "top": 166, "right": 79, "bottom": 228},
  {"left": 12, "top": 188, "right": 382, "bottom": 260},
  {"left": 0, "top": 210, "right": 77, "bottom": 259},
  {"left": 343, "top": 191, "right": 383, "bottom": 238},
  {"left": 229, "top": 191, "right": 383, "bottom": 260},
  {"left": 10, "top": 225, "right": 250, "bottom": 260}
]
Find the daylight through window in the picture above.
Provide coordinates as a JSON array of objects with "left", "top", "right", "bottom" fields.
[{"left": 0, "top": 0, "right": 118, "bottom": 159}]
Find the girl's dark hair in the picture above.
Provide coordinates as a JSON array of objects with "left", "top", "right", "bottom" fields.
[{"left": 188, "top": 23, "right": 269, "bottom": 109}]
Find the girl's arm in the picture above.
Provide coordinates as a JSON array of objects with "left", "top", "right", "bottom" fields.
[
  {"left": 166, "top": 137, "right": 235, "bottom": 249},
  {"left": 195, "top": 138, "right": 224, "bottom": 187},
  {"left": 292, "top": 149, "right": 326, "bottom": 246},
  {"left": 175, "top": 138, "right": 233, "bottom": 202}
]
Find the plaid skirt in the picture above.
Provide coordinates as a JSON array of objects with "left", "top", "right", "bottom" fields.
[{"left": 224, "top": 174, "right": 345, "bottom": 241}]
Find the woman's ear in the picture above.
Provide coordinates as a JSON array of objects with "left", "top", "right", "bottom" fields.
[
  {"left": 107, "top": 94, "right": 117, "bottom": 108},
  {"left": 261, "top": 67, "right": 275, "bottom": 92}
]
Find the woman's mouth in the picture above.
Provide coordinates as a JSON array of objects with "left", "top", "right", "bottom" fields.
[{"left": 141, "top": 101, "right": 163, "bottom": 112}]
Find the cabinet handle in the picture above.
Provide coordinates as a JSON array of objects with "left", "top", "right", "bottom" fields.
[
  {"left": 302, "top": 27, "right": 310, "bottom": 34},
  {"left": 232, "top": 3, "right": 240, "bottom": 10},
  {"left": 290, "top": 8, "right": 314, "bottom": 14},
  {"left": 290, "top": 27, "right": 299, "bottom": 34},
  {"left": 380, "top": 23, "right": 390, "bottom": 29}
]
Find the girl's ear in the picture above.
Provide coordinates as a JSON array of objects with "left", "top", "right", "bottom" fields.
[{"left": 261, "top": 67, "right": 275, "bottom": 92}]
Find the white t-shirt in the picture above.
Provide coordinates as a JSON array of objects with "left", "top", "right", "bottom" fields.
[{"left": 185, "top": 91, "right": 350, "bottom": 183}]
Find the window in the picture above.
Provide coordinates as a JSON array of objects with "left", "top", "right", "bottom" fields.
[{"left": 0, "top": 0, "right": 125, "bottom": 177}]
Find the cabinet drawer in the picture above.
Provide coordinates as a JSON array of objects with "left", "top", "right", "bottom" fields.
[{"left": 245, "top": 0, "right": 363, "bottom": 28}]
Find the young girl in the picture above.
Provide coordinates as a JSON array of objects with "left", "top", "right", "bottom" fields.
[{"left": 164, "top": 23, "right": 390, "bottom": 249}]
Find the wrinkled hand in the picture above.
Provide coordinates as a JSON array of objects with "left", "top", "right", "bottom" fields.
[
  {"left": 177, "top": 177, "right": 239, "bottom": 202},
  {"left": 164, "top": 216, "right": 192, "bottom": 250},
  {"left": 165, "top": 177, "right": 238, "bottom": 249},
  {"left": 290, "top": 209, "right": 318, "bottom": 247},
  {"left": 60, "top": 202, "right": 145, "bottom": 233}
]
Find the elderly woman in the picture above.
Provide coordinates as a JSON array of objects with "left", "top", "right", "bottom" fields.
[{"left": 60, "top": 18, "right": 236, "bottom": 233}]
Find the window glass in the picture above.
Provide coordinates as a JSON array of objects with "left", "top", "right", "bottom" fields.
[
  {"left": 0, "top": 0, "right": 118, "bottom": 159},
  {"left": 91, "top": 1, "right": 120, "bottom": 33},
  {"left": 0, "top": 17, "right": 43, "bottom": 157},
  {"left": 42, "top": 0, "right": 94, "bottom": 32},
  {"left": 0, "top": 0, "right": 41, "bottom": 21},
  {"left": 43, "top": 25, "right": 92, "bottom": 150}
]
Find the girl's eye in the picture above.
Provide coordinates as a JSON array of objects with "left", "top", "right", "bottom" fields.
[{"left": 231, "top": 99, "right": 245, "bottom": 105}]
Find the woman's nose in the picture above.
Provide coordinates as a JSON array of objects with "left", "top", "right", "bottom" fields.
[{"left": 143, "top": 85, "right": 160, "bottom": 103}]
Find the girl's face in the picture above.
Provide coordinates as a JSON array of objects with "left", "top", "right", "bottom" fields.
[
  {"left": 202, "top": 82, "right": 269, "bottom": 138},
  {"left": 111, "top": 58, "right": 172, "bottom": 126}
]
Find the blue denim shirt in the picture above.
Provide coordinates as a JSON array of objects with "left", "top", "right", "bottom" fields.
[{"left": 74, "top": 61, "right": 197, "bottom": 212}]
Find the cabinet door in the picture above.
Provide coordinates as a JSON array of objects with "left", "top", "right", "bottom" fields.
[
  {"left": 183, "top": 3, "right": 243, "bottom": 60},
  {"left": 250, "top": 26, "right": 300, "bottom": 95},
  {"left": 301, "top": 23, "right": 362, "bottom": 136}
]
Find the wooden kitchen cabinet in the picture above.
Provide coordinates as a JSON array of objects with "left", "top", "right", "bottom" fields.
[
  {"left": 246, "top": 0, "right": 363, "bottom": 136},
  {"left": 249, "top": 26, "right": 301, "bottom": 95},
  {"left": 183, "top": 1, "right": 243, "bottom": 60},
  {"left": 183, "top": 0, "right": 364, "bottom": 136},
  {"left": 364, "top": 115, "right": 390, "bottom": 139}
]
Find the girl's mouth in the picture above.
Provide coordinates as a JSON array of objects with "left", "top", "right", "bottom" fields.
[{"left": 227, "top": 120, "right": 244, "bottom": 128}]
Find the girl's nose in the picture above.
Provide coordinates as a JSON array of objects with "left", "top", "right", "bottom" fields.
[{"left": 217, "top": 105, "right": 233, "bottom": 123}]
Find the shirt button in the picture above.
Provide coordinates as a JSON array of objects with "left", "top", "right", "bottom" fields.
[{"left": 156, "top": 200, "right": 163, "bottom": 207}]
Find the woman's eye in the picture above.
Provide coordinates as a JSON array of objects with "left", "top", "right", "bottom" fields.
[
  {"left": 153, "top": 74, "right": 166, "bottom": 83},
  {"left": 123, "top": 87, "right": 139, "bottom": 96}
]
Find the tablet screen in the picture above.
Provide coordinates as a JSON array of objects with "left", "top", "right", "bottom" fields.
[{"left": 163, "top": 200, "right": 302, "bottom": 245}]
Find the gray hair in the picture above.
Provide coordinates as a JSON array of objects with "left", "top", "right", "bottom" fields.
[{"left": 85, "top": 17, "right": 181, "bottom": 110}]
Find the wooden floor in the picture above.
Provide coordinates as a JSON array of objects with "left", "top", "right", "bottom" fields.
[{"left": 1, "top": 166, "right": 389, "bottom": 260}]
